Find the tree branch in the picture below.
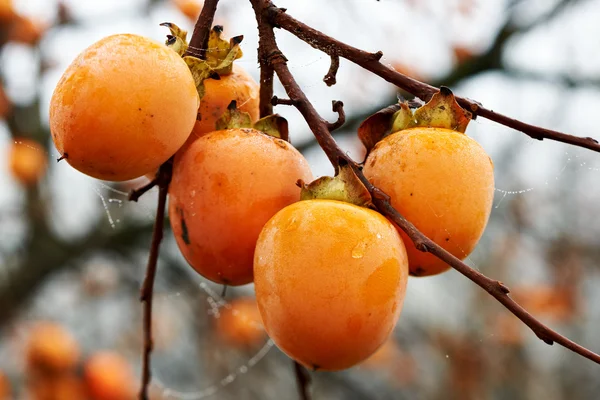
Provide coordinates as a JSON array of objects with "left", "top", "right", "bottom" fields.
[
  {"left": 251, "top": 0, "right": 600, "bottom": 366},
  {"left": 138, "top": 160, "right": 171, "bottom": 400},
  {"left": 264, "top": 2, "right": 600, "bottom": 153},
  {"left": 186, "top": 0, "right": 220, "bottom": 59},
  {"left": 138, "top": 2, "right": 221, "bottom": 397},
  {"left": 251, "top": 1, "right": 275, "bottom": 118}
]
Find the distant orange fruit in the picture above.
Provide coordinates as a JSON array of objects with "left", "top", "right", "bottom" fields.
[
  {"left": 50, "top": 34, "right": 199, "bottom": 181},
  {"left": 9, "top": 15, "right": 45, "bottom": 45},
  {"left": 172, "top": 0, "right": 203, "bottom": 20},
  {"left": 0, "top": 84, "right": 11, "bottom": 118},
  {"left": 216, "top": 297, "right": 265, "bottom": 348},
  {"left": 8, "top": 138, "right": 48, "bottom": 186},
  {"left": 254, "top": 199, "right": 409, "bottom": 370},
  {"left": 84, "top": 352, "right": 136, "bottom": 400},
  {"left": 0, "top": 0, "right": 15, "bottom": 23},
  {"left": 27, "top": 374, "right": 86, "bottom": 400},
  {"left": 25, "top": 322, "right": 80, "bottom": 373},
  {"left": 0, "top": 371, "right": 10, "bottom": 400}
]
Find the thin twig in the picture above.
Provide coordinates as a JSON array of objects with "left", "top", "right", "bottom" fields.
[
  {"left": 323, "top": 54, "right": 339, "bottom": 86},
  {"left": 129, "top": 178, "right": 157, "bottom": 202},
  {"left": 326, "top": 100, "right": 345, "bottom": 132},
  {"left": 138, "top": 2, "right": 221, "bottom": 397},
  {"left": 264, "top": 2, "right": 600, "bottom": 153},
  {"left": 139, "top": 160, "right": 171, "bottom": 400},
  {"left": 272, "top": 96, "right": 296, "bottom": 106},
  {"left": 250, "top": 0, "right": 600, "bottom": 366}
]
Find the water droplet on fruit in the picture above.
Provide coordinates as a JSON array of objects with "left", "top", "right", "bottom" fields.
[{"left": 352, "top": 239, "right": 368, "bottom": 259}]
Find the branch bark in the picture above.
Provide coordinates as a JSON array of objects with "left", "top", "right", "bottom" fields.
[
  {"left": 250, "top": 0, "right": 600, "bottom": 367},
  {"left": 264, "top": 2, "right": 600, "bottom": 153},
  {"left": 139, "top": 161, "right": 171, "bottom": 400},
  {"left": 139, "top": 2, "right": 221, "bottom": 397}
]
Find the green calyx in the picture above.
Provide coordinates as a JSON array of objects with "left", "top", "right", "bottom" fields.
[
  {"left": 161, "top": 23, "right": 243, "bottom": 99},
  {"left": 299, "top": 160, "right": 373, "bottom": 208},
  {"left": 358, "top": 87, "right": 472, "bottom": 155},
  {"left": 216, "top": 100, "right": 290, "bottom": 141},
  {"left": 391, "top": 87, "right": 472, "bottom": 133}
]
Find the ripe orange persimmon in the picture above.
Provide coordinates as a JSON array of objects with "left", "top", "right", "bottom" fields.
[
  {"left": 50, "top": 34, "right": 199, "bottom": 181},
  {"left": 9, "top": 15, "right": 45, "bottom": 45},
  {"left": 25, "top": 322, "right": 80, "bottom": 373},
  {"left": 363, "top": 127, "right": 494, "bottom": 276},
  {"left": 8, "top": 138, "right": 48, "bottom": 186},
  {"left": 172, "top": 0, "right": 203, "bottom": 20},
  {"left": 254, "top": 199, "right": 409, "bottom": 370},
  {"left": 0, "top": 371, "right": 9, "bottom": 400},
  {"left": 216, "top": 297, "right": 265, "bottom": 348},
  {"left": 28, "top": 374, "right": 86, "bottom": 400},
  {"left": 84, "top": 352, "right": 136, "bottom": 400},
  {"left": 0, "top": 0, "right": 15, "bottom": 23},
  {"left": 0, "top": 84, "right": 11, "bottom": 118},
  {"left": 187, "top": 64, "right": 259, "bottom": 143},
  {"left": 169, "top": 128, "right": 312, "bottom": 286}
]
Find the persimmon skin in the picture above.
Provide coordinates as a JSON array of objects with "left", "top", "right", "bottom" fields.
[
  {"left": 216, "top": 297, "right": 265, "bottom": 348},
  {"left": 8, "top": 138, "right": 47, "bottom": 186},
  {"left": 187, "top": 65, "right": 259, "bottom": 142},
  {"left": 84, "top": 352, "right": 135, "bottom": 400},
  {"left": 254, "top": 199, "right": 409, "bottom": 371},
  {"left": 363, "top": 127, "right": 494, "bottom": 276},
  {"left": 0, "top": 371, "right": 9, "bottom": 400},
  {"left": 169, "top": 128, "right": 313, "bottom": 286},
  {"left": 25, "top": 322, "right": 80, "bottom": 373},
  {"left": 50, "top": 34, "right": 199, "bottom": 181}
]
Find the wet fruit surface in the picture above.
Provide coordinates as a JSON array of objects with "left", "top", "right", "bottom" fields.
[
  {"left": 50, "top": 34, "right": 198, "bottom": 181},
  {"left": 169, "top": 128, "right": 313, "bottom": 285},
  {"left": 187, "top": 64, "right": 259, "bottom": 143},
  {"left": 254, "top": 199, "right": 409, "bottom": 370},
  {"left": 364, "top": 127, "right": 494, "bottom": 276}
]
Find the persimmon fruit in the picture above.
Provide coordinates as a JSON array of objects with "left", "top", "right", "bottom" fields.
[
  {"left": 216, "top": 297, "right": 265, "bottom": 348},
  {"left": 254, "top": 199, "right": 409, "bottom": 370},
  {"left": 50, "top": 34, "right": 199, "bottom": 181},
  {"left": 187, "top": 64, "right": 259, "bottom": 144},
  {"left": 0, "top": 84, "right": 11, "bottom": 118},
  {"left": 363, "top": 127, "right": 494, "bottom": 276},
  {"left": 8, "top": 138, "right": 48, "bottom": 186},
  {"left": 25, "top": 322, "right": 80, "bottom": 373},
  {"left": 0, "top": 371, "right": 9, "bottom": 400},
  {"left": 28, "top": 374, "right": 86, "bottom": 400},
  {"left": 172, "top": 0, "right": 203, "bottom": 21},
  {"left": 84, "top": 351, "right": 136, "bottom": 400},
  {"left": 9, "top": 15, "right": 45, "bottom": 45},
  {"left": 0, "top": 0, "right": 15, "bottom": 23},
  {"left": 169, "top": 128, "right": 312, "bottom": 285}
]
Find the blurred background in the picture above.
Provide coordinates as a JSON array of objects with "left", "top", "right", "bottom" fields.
[{"left": 1, "top": 0, "right": 600, "bottom": 399}]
